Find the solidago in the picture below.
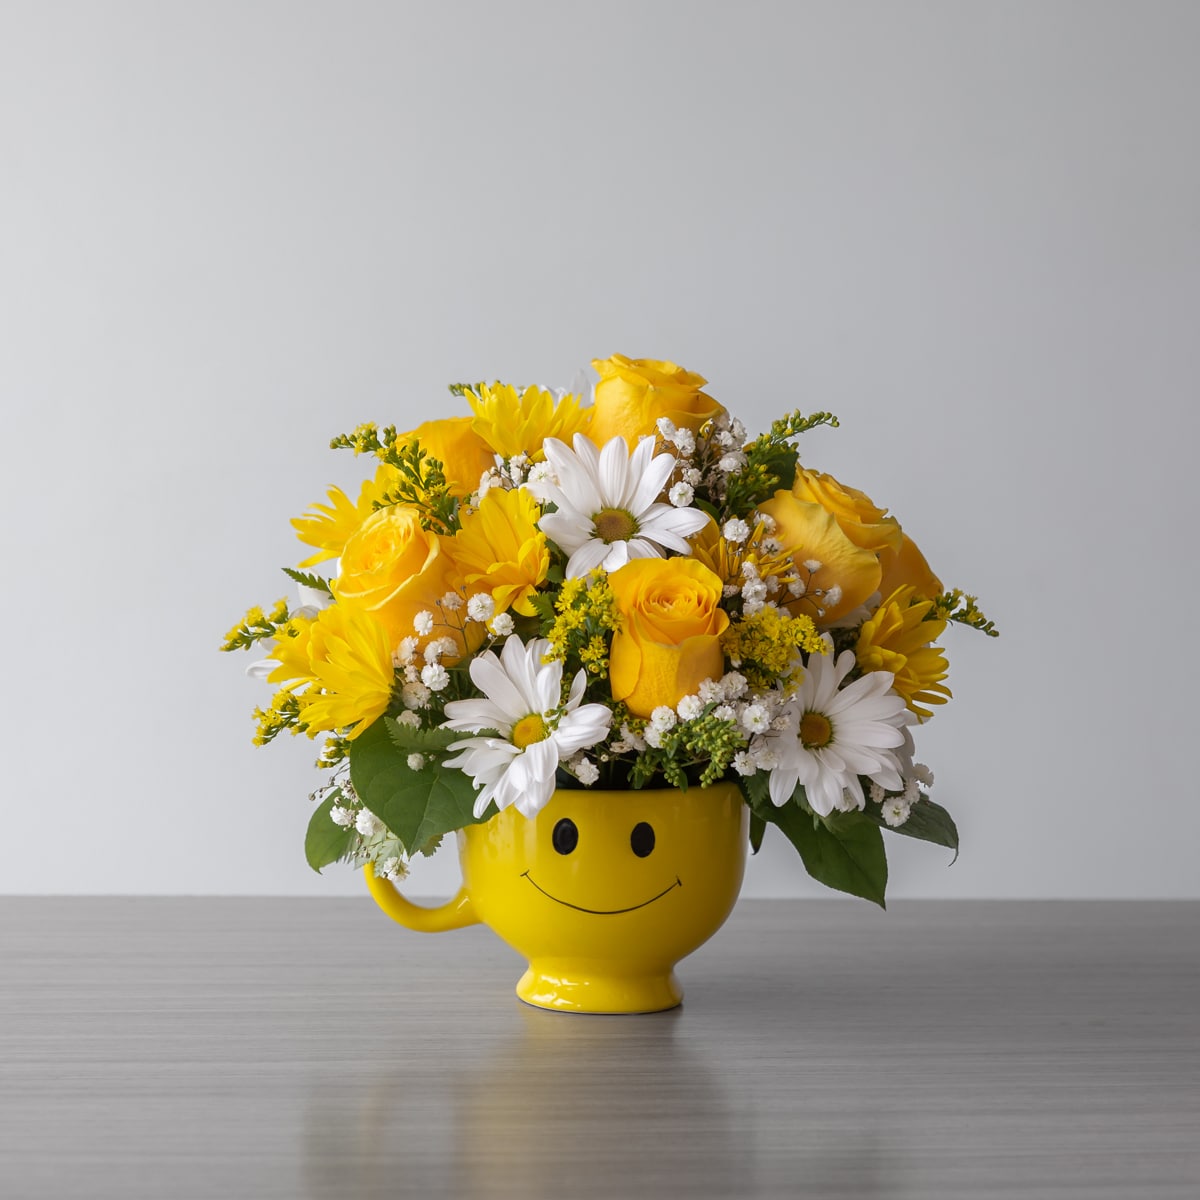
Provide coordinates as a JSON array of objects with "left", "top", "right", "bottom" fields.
[{"left": 722, "top": 605, "right": 826, "bottom": 692}]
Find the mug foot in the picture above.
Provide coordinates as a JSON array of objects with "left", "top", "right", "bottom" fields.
[{"left": 516, "top": 962, "right": 683, "bottom": 1014}]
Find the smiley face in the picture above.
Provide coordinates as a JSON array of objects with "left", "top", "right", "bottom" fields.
[{"left": 519, "top": 816, "right": 682, "bottom": 915}]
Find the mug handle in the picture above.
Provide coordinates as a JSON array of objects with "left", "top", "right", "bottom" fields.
[{"left": 363, "top": 865, "right": 480, "bottom": 933}]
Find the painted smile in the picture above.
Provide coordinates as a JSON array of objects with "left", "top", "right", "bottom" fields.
[{"left": 520, "top": 871, "right": 682, "bottom": 915}]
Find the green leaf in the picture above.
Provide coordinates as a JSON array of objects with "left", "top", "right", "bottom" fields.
[
  {"left": 383, "top": 716, "right": 458, "bottom": 755},
  {"left": 349, "top": 718, "right": 489, "bottom": 855},
  {"left": 282, "top": 566, "right": 332, "bottom": 594},
  {"left": 305, "top": 789, "right": 354, "bottom": 873},
  {"left": 527, "top": 591, "right": 558, "bottom": 628},
  {"left": 761, "top": 443, "right": 798, "bottom": 491},
  {"left": 738, "top": 771, "right": 772, "bottom": 811},
  {"left": 748, "top": 811, "right": 766, "bottom": 855},
  {"left": 759, "top": 801, "right": 888, "bottom": 908},
  {"left": 865, "top": 800, "right": 959, "bottom": 863}
]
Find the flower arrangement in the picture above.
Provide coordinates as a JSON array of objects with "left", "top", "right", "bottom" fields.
[{"left": 222, "top": 355, "right": 995, "bottom": 906}]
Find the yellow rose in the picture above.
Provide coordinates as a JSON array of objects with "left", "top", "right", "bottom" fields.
[
  {"left": 608, "top": 558, "right": 729, "bottom": 718},
  {"left": 790, "top": 469, "right": 903, "bottom": 555},
  {"left": 402, "top": 416, "right": 495, "bottom": 497},
  {"left": 878, "top": 533, "right": 943, "bottom": 602},
  {"left": 757, "top": 490, "right": 882, "bottom": 627},
  {"left": 589, "top": 355, "right": 725, "bottom": 448},
  {"left": 334, "top": 505, "right": 460, "bottom": 650}
]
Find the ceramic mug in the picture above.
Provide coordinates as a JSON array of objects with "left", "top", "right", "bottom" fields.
[{"left": 364, "top": 782, "right": 749, "bottom": 1013}]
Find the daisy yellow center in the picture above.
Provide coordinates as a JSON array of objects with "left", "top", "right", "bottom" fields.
[
  {"left": 511, "top": 713, "right": 550, "bottom": 749},
  {"left": 593, "top": 507, "right": 638, "bottom": 543},
  {"left": 799, "top": 711, "right": 833, "bottom": 749}
]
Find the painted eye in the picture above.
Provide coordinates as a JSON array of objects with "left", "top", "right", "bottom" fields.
[
  {"left": 630, "top": 822, "right": 655, "bottom": 858},
  {"left": 552, "top": 818, "right": 579, "bottom": 855}
]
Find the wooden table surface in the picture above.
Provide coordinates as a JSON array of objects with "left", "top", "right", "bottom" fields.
[{"left": 1, "top": 898, "right": 1197, "bottom": 1199}]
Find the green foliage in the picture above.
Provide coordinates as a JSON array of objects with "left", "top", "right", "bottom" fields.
[
  {"left": 725, "top": 409, "right": 840, "bottom": 514},
  {"left": 740, "top": 775, "right": 888, "bottom": 907},
  {"left": 778, "top": 806, "right": 888, "bottom": 908},
  {"left": 375, "top": 443, "right": 458, "bottom": 535},
  {"left": 767, "top": 409, "right": 842, "bottom": 441},
  {"left": 384, "top": 716, "right": 459, "bottom": 755},
  {"left": 738, "top": 771, "right": 771, "bottom": 811},
  {"left": 282, "top": 567, "right": 333, "bottom": 595},
  {"left": 629, "top": 712, "right": 746, "bottom": 788},
  {"left": 865, "top": 799, "right": 959, "bottom": 862},
  {"left": 526, "top": 590, "right": 558, "bottom": 635},
  {"left": 330, "top": 422, "right": 458, "bottom": 534},
  {"left": 330, "top": 421, "right": 394, "bottom": 456},
  {"left": 935, "top": 589, "right": 999, "bottom": 638},
  {"left": 349, "top": 717, "right": 491, "bottom": 856},
  {"left": 748, "top": 811, "right": 766, "bottom": 855},
  {"left": 305, "top": 789, "right": 355, "bottom": 873}
]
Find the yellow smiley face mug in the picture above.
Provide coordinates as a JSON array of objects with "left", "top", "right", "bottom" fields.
[{"left": 364, "top": 783, "right": 748, "bottom": 1013}]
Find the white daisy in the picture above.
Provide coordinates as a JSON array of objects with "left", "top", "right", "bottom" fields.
[
  {"left": 537, "top": 433, "right": 709, "bottom": 578},
  {"left": 761, "top": 647, "right": 909, "bottom": 817},
  {"left": 441, "top": 636, "right": 612, "bottom": 819}
]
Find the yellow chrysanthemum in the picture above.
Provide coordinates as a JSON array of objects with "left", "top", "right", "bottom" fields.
[
  {"left": 265, "top": 614, "right": 316, "bottom": 687},
  {"left": 453, "top": 486, "right": 549, "bottom": 617},
  {"left": 856, "top": 586, "right": 951, "bottom": 719},
  {"left": 271, "top": 603, "right": 395, "bottom": 738},
  {"left": 290, "top": 464, "right": 398, "bottom": 567},
  {"left": 468, "top": 383, "right": 591, "bottom": 460},
  {"left": 688, "top": 516, "right": 795, "bottom": 592}
]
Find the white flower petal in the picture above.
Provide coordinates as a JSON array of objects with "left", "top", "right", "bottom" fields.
[
  {"left": 554, "top": 703, "right": 612, "bottom": 755},
  {"left": 564, "top": 537, "right": 612, "bottom": 579},
  {"left": 601, "top": 539, "right": 631, "bottom": 572},
  {"left": 807, "top": 772, "right": 841, "bottom": 817},
  {"left": 628, "top": 442, "right": 677, "bottom": 512},
  {"left": 769, "top": 769, "right": 800, "bottom": 806},
  {"left": 441, "top": 695, "right": 514, "bottom": 734},
  {"left": 622, "top": 537, "right": 663, "bottom": 561},
  {"left": 571, "top": 431, "right": 602, "bottom": 476},
  {"left": 469, "top": 651, "right": 530, "bottom": 720},
  {"left": 597, "top": 435, "right": 630, "bottom": 505}
]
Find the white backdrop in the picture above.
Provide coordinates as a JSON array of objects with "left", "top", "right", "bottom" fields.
[{"left": 1, "top": 1, "right": 1197, "bottom": 898}]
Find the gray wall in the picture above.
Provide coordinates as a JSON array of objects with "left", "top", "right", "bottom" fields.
[{"left": 2, "top": 1, "right": 1196, "bottom": 897}]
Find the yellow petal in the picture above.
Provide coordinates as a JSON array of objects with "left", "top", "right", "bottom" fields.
[{"left": 758, "top": 491, "right": 882, "bottom": 626}]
